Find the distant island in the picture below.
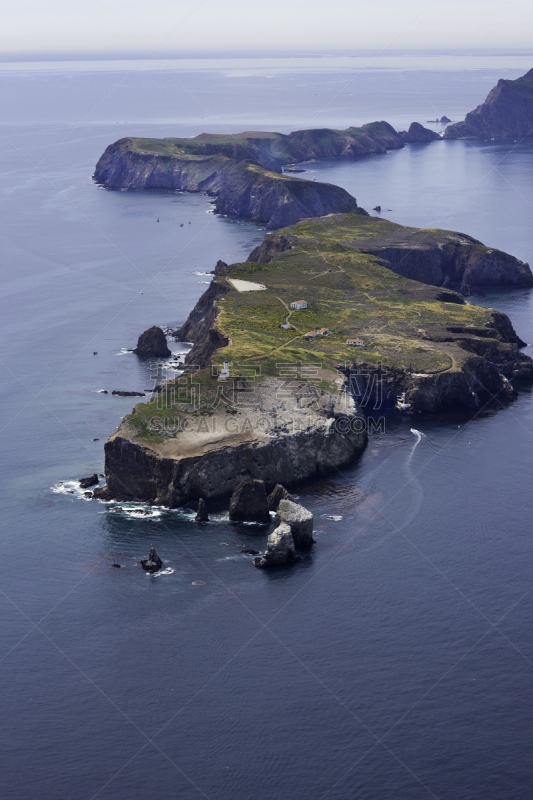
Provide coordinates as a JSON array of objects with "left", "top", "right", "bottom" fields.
[
  {"left": 94, "top": 213, "right": 533, "bottom": 507},
  {"left": 93, "top": 121, "right": 438, "bottom": 229},
  {"left": 445, "top": 67, "right": 533, "bottom": 139}
]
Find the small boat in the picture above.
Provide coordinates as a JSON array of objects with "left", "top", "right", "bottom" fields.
[{"left": 396, "top": 392, "right": 411, "bottom": 412}]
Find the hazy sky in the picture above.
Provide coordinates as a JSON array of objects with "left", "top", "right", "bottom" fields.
[{"left": 2, "top": 0, "right": 533, "bottom": 55}]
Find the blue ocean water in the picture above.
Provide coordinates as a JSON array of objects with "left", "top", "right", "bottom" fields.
[{"left": 1, "top": 54, "right": 533, "bottom": 799}]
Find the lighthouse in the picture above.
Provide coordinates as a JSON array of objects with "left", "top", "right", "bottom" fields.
[{"left": 219, "top": 357, "right": 230, "bottom": 381}]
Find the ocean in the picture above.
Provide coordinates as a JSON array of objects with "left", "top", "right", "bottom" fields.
[{"left": 1, "top": 53, "right": 533, "bottom": 799}]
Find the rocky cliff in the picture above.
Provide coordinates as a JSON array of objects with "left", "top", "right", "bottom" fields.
[
  {"left": 92, "top": 120, "right": 439, "bottom": 229},
  {"left": 94, "top": 377, "right": 367, "bottom": 507},
  {"left": 248, "top": 217, "right": 533, "bottom": 292},
  {"left": 93, "top": 139, "right": 364, "bottom": 229},
  {"left": 445, "top": 67, "right": 533, "bottom": 139},
  {"left": 95, "top": 213, "right": 533, "bottom": 506}
]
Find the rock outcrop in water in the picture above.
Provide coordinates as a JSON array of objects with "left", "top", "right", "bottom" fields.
[
  {"left": 140, "top": 545, "right": 163, "bottom": 573},
  {"left": 445, "top": 68, "right": 533, "bottom": 139},
  {"left": 254, "top": 522, "right": 297, "bottom": 568},
  {"left": 195, "top": 497, "right": 209, "bottom": 522},
  {"left": 275, "top": 499, "right": 314, "bottom": 548},
  {"left": 79, "top": 473, "right": 98, "bottom": 489},
  {"left": 398, "top": 122, "right": 441, "bottom": 143},
  {"left": 267, "top": 484, "right": 292, "bottom": 512},
  {"left": 229, "top": 479, "right": 271, "bottom": 523},
  {"left": 133, "top": 326, "right": 171, "bottom": 357}
]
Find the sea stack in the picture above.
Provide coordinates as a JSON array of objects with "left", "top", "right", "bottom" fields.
[
  {"left": 254, "top": 523, "right": 297, "bottom": 568},
  {"left": 140, "top": 545, "right": 163, "bottom": 573},
  {"left": 275, "top": 500, "right": 314, "bottom": 548},
  {"left": 133, "top": 326, "right": 171, "bottom": 357},
  {"left": 267, "top": 484, "right": 292, "bottom": 512},
  {"left": 195, "top": 498, "right": 209, "bottom": 522},
  {"left": 229, "top": 480, "right": 271, "bottom": 523}
]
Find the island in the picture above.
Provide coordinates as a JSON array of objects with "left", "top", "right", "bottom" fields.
[
  {"left": 94, "top": 213, "right": 533, "bottom": 507},
  {"left": 445, "top": 67, "right": 533, "bottom": 139},
  {"left": 93, "top": 121, "right": 439, "bottom": 229}
]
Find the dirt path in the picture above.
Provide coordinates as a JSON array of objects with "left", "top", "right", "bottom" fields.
[{"left": 275, "top": 296, "right": 303, "bottom": 333}]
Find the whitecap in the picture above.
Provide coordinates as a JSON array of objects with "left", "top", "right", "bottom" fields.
[
  {"left": 107, "top": 504, "right": 162, "bottom": 519},
  {"left": 217, "top": 555, "right": 244, "bottom": 562},
  {"left": 151, "top": 567, "right": 174, "bottom": 577},
  {"left": 52, "top": 479, "right": 99, "bottom": 498}
]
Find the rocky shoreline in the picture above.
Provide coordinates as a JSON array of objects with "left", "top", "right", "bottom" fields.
[
  {"left": 93, "top": 210, "right": 533, "bottom": 510},
  {"left": 445, "top": 67, "right": 533, "bottom": 139},
  {"left": 92, "top": 121, "right": 439, "bottom": 229},
  {"left": 93, "top": 375, "right": 367, "bottom": 507}
]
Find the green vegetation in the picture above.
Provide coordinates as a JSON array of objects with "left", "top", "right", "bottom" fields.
[
  {"left": 210, "top": 214, "right": 495, "bottom": 377},
  {"left": 123, "top": 121, "right": 403, "bottom": 169}
]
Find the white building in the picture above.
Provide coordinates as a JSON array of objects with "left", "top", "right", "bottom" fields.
[
  {"left": 218, "top": 357, "right": 231, "bottom": 381},
  {"left": 346, "top": 338, "right": 365, "bottom": 346},
  {"left": 290, "top": 300, "right": 307, "bottom": 310}
]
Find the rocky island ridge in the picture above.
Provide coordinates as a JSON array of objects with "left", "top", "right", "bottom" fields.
[
  {"left": 95, "top": 213, "right": 533, "bottom": 507},
  {"left": 445, "top": 67, "right": 533, "bottom": 139},
  {"left": 93, "top": 121, "right": 439, "bottom": 229}
]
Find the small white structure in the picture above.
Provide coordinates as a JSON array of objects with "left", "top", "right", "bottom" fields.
[
  {"left": 280, "top": 322, "right": 291, "bottom": 330},
  {"left": 290, "top": 300, "right": 307, "bottom": 310},
  {"left": 346, "top": 338, "right": 365, "bottom": 346},
  {"left": 228, "top": 279, "right": 267, "bottom": 292},
  {"left": 218, "top": 357, "right": 231, "bottom": 381}
]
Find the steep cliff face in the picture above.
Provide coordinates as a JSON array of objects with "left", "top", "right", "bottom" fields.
[
  {"left": 95, "top": 212, "right": 533, "bottom": 506},
  {"left": 445, "top": 67, "right": 533, "bottom": 139},
  {"left": 94, "top": 379, "right": 367, "bottom": 507},
  {"left": 210, "top": 164, "right": 364, "bottom": 229},
  {"left": 92, "top": 120, "right": 441, "bottom": 229},
  {"left": 249, "top": 222, "right": 533, "bottom": 291},
  {"left": 93, "top": 140, "right": 364, "bottom": 229},
  {"left": 345, "top": 336, "right": 532, "bottom": 415},
  {"left": 360, "top": 234, "right": 533, "bottom": 291}
]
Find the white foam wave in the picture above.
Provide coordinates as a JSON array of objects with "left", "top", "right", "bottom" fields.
[
  {"left": 52, "top": 479, "right": 101, "bottom": 499},
  {"left": 106, "top": 504, "right": 163, "bottom": 519},
  {"left": 151, "top": 567, "right": 174, "bottom": 577}
]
